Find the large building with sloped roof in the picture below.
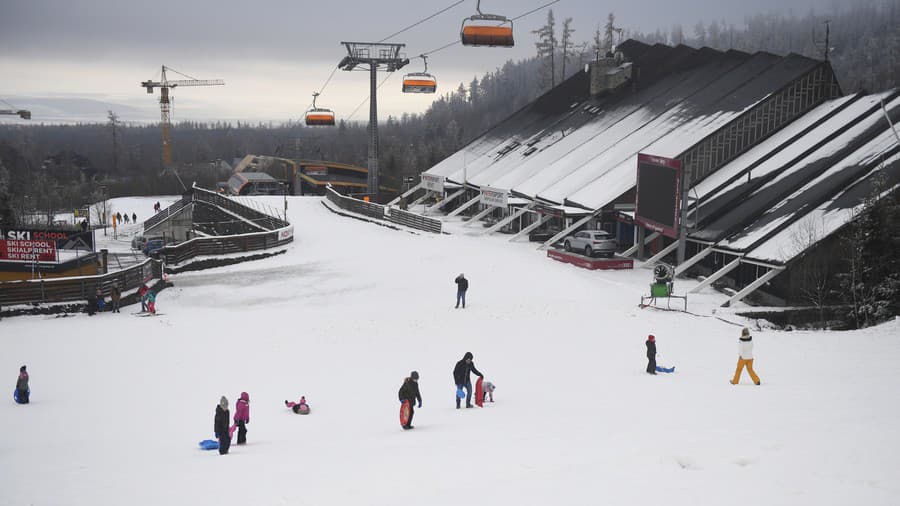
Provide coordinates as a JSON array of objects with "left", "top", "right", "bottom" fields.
[{"left": 414, "top": 40, "right": 900, "bottom": 307}]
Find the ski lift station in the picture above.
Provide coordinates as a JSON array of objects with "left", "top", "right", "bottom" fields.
[{"left": 404, "top": 39, "right": 900, "bottom": 308}]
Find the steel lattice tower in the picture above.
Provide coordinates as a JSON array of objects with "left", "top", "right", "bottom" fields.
[{"left": 339, "top": 42, "right": 409, "bottom": 200}]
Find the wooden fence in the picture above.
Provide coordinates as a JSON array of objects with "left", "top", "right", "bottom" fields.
[
  {"left": 0, "top": 258, "right": 162, "bottom": 306},
  {"left": 155, "top": 226, "right": 294, "bottom": 265},
  {"left": 325, "top": 186, "right": 442, "bottom": 234}
]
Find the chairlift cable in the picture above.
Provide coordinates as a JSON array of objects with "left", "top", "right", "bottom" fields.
[
  {"left": 377, "top": 1, "right": 467, "bottom": 43},
  {"left": 422, "top": 0, "right": 563, "bottom": 55},
  {"left": 309, "top": 0, "right": 469, "bottom": 105}
]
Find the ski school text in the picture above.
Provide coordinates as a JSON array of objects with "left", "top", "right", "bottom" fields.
[{"left": 0, "top": 239, "right": 58, "bottom": 262}]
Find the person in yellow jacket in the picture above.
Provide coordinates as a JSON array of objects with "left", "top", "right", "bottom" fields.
[{"left": 730, "top": 328, "right": 761, "bottom": 385}]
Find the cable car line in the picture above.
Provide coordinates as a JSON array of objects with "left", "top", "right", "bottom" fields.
[
  {"left": 377, "top": 0, "right": 467, "bottom": 43},
  {"left": 309, "top": 0, "right": 563, "bottom": 123}
]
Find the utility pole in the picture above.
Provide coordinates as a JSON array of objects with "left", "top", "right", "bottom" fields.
[{"left": 338, "top": 42, "right": 409, "bottom": 201}]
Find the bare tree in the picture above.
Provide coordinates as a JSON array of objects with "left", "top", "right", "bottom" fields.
[{"left": 787, "top": 216, "right": 831, "bottom": 327}]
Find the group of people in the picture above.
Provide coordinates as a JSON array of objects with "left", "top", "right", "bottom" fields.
[
  {"left": 153, "top": 201, "right": 163, "bottom": 213},
  {"left": 86, "top": 283, "right": 156, "bottom": 315},
  {"left": 397, "top": 351, "right": 491, "bottom": 430},
  {"left": 113, "top": 212, "right": 138, "bottom": 225},
  {"left": 214, "top": 392, "right": 251, "bottom": 455},
  {"left": 645, "top": 327, "right": 762, "bottom": 385}
]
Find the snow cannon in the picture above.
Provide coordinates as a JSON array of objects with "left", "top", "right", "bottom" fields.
[{"left": 640, "top": 263, "right": 687, "bottom": 311}]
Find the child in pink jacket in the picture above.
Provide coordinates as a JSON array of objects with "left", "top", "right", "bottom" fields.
[{"left": 233, "top": 392, "right": 250, "bottom": 445}]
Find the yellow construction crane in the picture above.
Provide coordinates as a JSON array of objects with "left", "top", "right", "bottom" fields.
[
  {"left": 141, "top": 66, "right": 223, "bottom": 167},
  {"left": 0, "top": 99, "right": 30, "bottom": 119}
]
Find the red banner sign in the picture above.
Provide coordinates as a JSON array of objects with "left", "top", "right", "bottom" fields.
[{"left": 0, "top": 239, "right": 57, "bottom": 262}]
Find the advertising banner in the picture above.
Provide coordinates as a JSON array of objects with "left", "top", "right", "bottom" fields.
[
  {"left": 0, "top": 239, "right": 57, "bottom": 262},
  {"left": 278, "top": 225, "right": 294, "bottom": 241},
  {"left": 421, "top": 173, "right": 445, "bottom": 192},
  {"left": 480, "top": 186, "right": 509, "bottom": 208},
  {"left": 304, "top": 166, "right": 328, "bottom": 177},
  {"left": 0, "top": 228, "right": 94, "bottom": 250},
  {"left": 635, "top": 153, "right": 683, "bottom": 239}
]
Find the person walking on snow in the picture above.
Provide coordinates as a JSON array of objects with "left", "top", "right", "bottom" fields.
[
  {"left": 453, "top": 352, "right": 483, "bottom": 409},
  {"left": 15, "top": 365, "right": 29, "bottom": 404},
  {"left": 214, "top": 396, "right": 231, "bottom": 455},
  {"left": 454, "top": 273, "right": 469, "bottom": 308},
  {"left": 138, "top": 284, "right": 149, "bottom": 312},
  {"left": 234, "top": 392, "right": 250, "bottom": 445},
  {"left": 646, "top": 335, "right": 657, "bottom": 374},
  {"left": 110, "top": 284, "right": 121, "bottom": 313},
  {"left": 132, "top": 212, "right": 137, "bottom": 223},
  {"left": 398, "top": 371, "right": 422, "bottom": 430},
  {"left": 731, "top": 328, "right": 761, "bottom": 385}
]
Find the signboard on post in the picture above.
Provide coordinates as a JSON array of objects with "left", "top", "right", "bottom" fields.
[
  {"left": 0, "top": 239, "right": 57, "bottom": 262},
  {"left": 635, "top": 153, "right": 682, "bottom": 239},
  {"left": 278, "top": 225, "right": 294, "bottom": 241},
  {"left": 421, "top": 173, "right": 445, "bottom": 193},
  {"left": 480, "top": 187, "right": 508, "bottom": 208}
]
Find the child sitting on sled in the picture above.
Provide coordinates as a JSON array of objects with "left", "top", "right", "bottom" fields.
[{"left": 285, "top": 396, "right": 310, "bottom": 414}]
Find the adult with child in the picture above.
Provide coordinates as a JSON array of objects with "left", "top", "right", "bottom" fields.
[
  {"left": 731, "top": 328, "right": 761, "bottom": 385},
  {"left": 453, "top": 352, "right": 483, "bottom": 409}
]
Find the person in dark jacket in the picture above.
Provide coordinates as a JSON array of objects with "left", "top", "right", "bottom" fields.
[
  {"left": 453, "top": 352, "right": 483, "bottom": 408},
  {"left": 454, "top": 273, "right": 469, "bottom": 308},
  {"left": 132, "top": 212, "right": 137, "bottom": 223},
  {"left": 214, "top": 396, "right": 231, "bottom": 455},
  {"left": 646, "top": 335, "right": 657, "bottom": 374},
  {"left": 15, "top": 365, "right": 29, "bottom": 404},
  {"left": 110, "top": 285, "right": 121, "bottom": 313},
  {"left": 398, "top": 371, "right": 422, "bottom": 430}
]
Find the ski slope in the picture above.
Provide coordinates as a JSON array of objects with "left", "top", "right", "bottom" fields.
[{"left": 2, "top": 196, "right": 899, "bottom": 506}]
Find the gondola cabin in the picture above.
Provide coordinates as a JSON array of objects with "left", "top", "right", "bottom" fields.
[
  {"left": 402, "top": 73, "right": 437, "bottom": 94},
  {"left": 305, "top": 108, "right": 335, "bottom": 126},
  {"left": 461, "top": 17, "right": 514, "bottom": 47}
]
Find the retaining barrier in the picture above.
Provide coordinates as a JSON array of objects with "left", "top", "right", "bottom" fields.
[{"left": 325, "top": 186, "right": 442, "bottom": 234}]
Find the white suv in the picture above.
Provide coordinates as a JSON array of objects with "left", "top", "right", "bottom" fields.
[{"left": 563, "top": 230, "right": 617, "bottom": 257}]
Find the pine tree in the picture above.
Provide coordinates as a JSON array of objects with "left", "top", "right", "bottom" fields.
[
  {"left": 533, "top": 10, "right": 557, "bottom": 89},
  {"left": 559, "top": 18, "right": 575, "bottom": 82}
]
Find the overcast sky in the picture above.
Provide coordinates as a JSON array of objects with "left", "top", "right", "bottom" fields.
[{"left": 1, "top": 0, "right": 855, "bottom": 123}]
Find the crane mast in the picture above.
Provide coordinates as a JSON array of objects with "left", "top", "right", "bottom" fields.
[{"left": 141, "top": 66, "right": 224, "bottom": 168}]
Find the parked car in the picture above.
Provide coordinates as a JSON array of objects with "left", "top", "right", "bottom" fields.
[
  {"left": 142, "top": 239, "right": 168, "bottom": 257},
  {"left": 562, "top": 230, "right": 617, "bottom": 257},
  {"left": 132, "top": 235, "right": 174, "bottom": 251}
]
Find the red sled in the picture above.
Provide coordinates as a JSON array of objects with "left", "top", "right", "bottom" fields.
[
  {"left": 399, "top": 400, "right": 411, "bottom": 427},
  {"left": 475, "top": 377, "right": 484, "bottom": 407}
]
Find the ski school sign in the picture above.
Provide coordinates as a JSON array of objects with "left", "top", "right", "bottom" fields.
[
  {"left": 0, "top": 239, "right": 57, "bottom": 262},
  {"left": 0, "top": 228, "right": 94, "bottom": 250}
]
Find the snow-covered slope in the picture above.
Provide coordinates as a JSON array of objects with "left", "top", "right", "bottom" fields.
[{"left": 2, "top": 196, "right": 898, "bottom": 505}]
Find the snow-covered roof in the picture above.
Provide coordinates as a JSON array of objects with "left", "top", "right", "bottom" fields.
[{"left": 687, "top": 90, "right": 900, "bottom": 264}]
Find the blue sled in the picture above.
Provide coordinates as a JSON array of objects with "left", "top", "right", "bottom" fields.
[
  {"left": 199, "top": 439, "right": 219, "bottom": 450},
  {"left": 656, "top": 366, "right": 675, "bottom": 373},
  {"left": 13, "top": 388, "right": 30, "bottom": 404}
]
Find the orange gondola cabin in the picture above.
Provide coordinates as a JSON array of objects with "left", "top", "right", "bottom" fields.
[
  {"left": 460, "top": 1, "right": 514, "bottom": 47},
  {"left": 305, "top": 92, "right": 336, "bottom": 126}
]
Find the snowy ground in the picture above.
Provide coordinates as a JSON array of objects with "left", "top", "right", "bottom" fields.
[{"left": 2, "top": 196, "right": 899, "bottom": 506}]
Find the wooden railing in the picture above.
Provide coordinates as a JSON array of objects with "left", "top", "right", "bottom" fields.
[
  {"left": 325, "top": 186, "right": 442, "bottom": 234},
  {"left": 154, "top": 225, "right": 294, "bottom": 265},
  {"left": 0, "top": 258, "right": 162, "bottom": 306}
]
